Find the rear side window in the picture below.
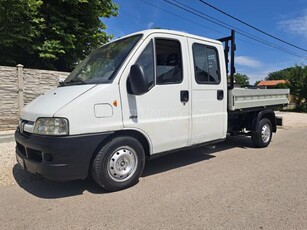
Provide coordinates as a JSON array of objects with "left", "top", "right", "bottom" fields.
[{"left": 192, "top": 43, "right": 220, "bottom": 84}]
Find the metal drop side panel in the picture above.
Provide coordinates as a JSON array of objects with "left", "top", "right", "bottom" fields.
[{"left": 228, "top": 88, "right": 290, "bottom": 111}]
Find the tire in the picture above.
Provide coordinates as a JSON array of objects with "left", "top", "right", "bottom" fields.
[
  {"left": 91, "top": 136, "right": 145, "bottom": 191},
  {"left": 251, "top": 118, "right": 273, "bottom": 148}
]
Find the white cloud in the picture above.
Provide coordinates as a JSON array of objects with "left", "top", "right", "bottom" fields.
[
  {"left": 236, "top": 56, "right": 262, "bottom": 68},
  {"left": 147, "top": 22, "right": 154, "bottom": 29},
  {"left": 279, "top": 11, "right": 307, "bottom": 39}
]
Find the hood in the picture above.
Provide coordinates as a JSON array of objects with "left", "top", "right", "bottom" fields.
[{"left": 20, "top": 85, "right": 97, "bottom": 121}]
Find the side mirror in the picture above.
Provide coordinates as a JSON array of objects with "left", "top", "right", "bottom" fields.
[{"left": 130, "top": 64, "right": 149, "bottom": 95}]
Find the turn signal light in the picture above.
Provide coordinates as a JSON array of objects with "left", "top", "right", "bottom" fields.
[{"left": 113, "top": 100, "right": 118, "bottom": 107}]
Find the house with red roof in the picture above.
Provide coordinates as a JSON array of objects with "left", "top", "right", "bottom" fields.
[{"left": 257, "top": 80, "right": 288, "bottom": 88}]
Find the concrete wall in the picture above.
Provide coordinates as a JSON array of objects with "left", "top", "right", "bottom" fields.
[
  {"left": 0, "top": 66, "right": 19, "bottom": 131},
  {"left": 0, "top": 65, "right": 70, "bottom": 131}
]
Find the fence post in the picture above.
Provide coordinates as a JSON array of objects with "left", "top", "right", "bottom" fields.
[{"left": 16, "top": 64, "right": 24, "bottom": 116}]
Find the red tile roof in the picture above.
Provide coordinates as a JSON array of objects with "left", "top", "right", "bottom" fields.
[{"left": 257, "top": 80, "right": 287, "bottom": 86}]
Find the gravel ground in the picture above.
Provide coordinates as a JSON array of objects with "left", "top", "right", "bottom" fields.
[
  {"left": 1, "top": 112, "right": 307, "bottom": 188},
  {"left": 0, "top": 142, "right": 17, "bottom": 187},
  {"left": 276, "top": 111, "right": 307, "bottom": 128},
  {"left": 0, "top": 142, "right": 41, "bottom": 188}
]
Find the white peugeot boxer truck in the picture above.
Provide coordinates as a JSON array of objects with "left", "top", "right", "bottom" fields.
[{"left": 15, "top": 30, "right": 289, "bottom": 191}]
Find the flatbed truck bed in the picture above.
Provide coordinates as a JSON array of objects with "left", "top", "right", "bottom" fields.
[{"left": 228, "top": 88, "right": 290, "bottom": 111}]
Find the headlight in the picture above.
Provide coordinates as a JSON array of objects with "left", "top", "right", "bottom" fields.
[{"left": 33, "top": 118, "right": 69, "bottom": 136}]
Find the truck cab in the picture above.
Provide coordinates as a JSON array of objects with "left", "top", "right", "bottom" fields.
[{"left": 15, "top": 30, "right": 288, "bottom": 191}]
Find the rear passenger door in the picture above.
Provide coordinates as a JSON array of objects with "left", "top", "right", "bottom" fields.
[
  {"left": 188, "top": 38, "right": 227, "bottom": 145},
  {"left": 122, "top": 33, "right": 191, "bottom": 154}
]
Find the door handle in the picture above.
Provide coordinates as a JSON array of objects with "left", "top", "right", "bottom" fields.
[
  {"left": 217, "top": 90, "right": 224, "bottom": 100},
  {"left": 180, "top": 90, "right": 189, "bottom": 103}
]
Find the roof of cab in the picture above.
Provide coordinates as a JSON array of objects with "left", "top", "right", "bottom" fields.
[{"left": 113, "top": 29, "right": 223, "bottom": 46}]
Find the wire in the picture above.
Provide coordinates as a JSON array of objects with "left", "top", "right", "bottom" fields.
[
  {"left": 164, "top": 0, "right": 307, "bottom": 59},
  {"left": 137, "top": 0, "right": 283, "bottom": 53},
  {"left": 136, "top": 0, "right": 306, "bottom": 58},
  {"left": 120, "top": 11, "right": 146, "bottom": 29},
  {"left": 164, "top": 0, "right": 231, "bottom": 30},
  {"left": 137, "top": 0, "right": 225, "bottom": 35},
  {"left": 198, "top": 0, "right": 307, "bottom": 52}
]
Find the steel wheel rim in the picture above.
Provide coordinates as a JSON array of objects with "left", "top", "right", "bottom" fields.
[
  {"left": 107, "top": 146, "right": 138, "bottom": 182},
  {"left": 261, "top": 124, "right": 271, "bottom": 143}
]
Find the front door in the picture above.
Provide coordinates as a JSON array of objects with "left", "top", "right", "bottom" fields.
[
  {"left": 121, "top": 33, "right": 191, "bottom": 154},
  {"left": 188, "top": 38, "right": 227, "bottom": 145}
]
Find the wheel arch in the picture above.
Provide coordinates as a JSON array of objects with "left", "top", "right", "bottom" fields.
[
  {"left": 88, "top": 129, "right": 152, "bottom": 179},
  {"left": 114, "top": 129, "right": 152, "bottom": 157},
  {"left": 92, "top": 128, "right": 152, "bottom": 160},
  {"left": 252, "top": 109, "right": 277, "bottom": 133}
]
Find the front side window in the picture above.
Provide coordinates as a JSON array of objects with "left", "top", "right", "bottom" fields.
[
  {"left": 130, "top": 38, "right": 183, "bottom": 93},
  {"left": 193, "top": 43, "right": 220, "bottom": 84},
  {"left": 64, "top": 34, "right": 142, "bottom": 85},
  {"left": 156, "top": 39, "right": 183, "bottom": 84},
  {"left": 135, "top": 40, "right": 154, "bottom": 88}
]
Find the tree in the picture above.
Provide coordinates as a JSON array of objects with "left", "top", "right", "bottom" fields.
[
  {"left": 267, "top": 65, "right": 307, "bottom": 112},
  {"left": 0, "top": 0, "right": 118, "bottom": 71},
  {"left": 254, "top": 80, "right": 261, "bottom": 86},
  {"left": 266, "top": 67, "right": 293, "bottom": 80},
  {"left": 234, "top": 73, "right": 250, "bottom": 86},
  {"left": 286, "top": 66, "right": 307, "bottom": 112},
  {"left": 0, "top": 0, "right": 43, "bottom": 66},
  {"left": 272, "top": 83, "right": 288, "bottom": 89}
]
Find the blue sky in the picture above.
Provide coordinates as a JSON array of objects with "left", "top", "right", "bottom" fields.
[{"left": 103, "top": 0, "right": 307, "bottom": 83}]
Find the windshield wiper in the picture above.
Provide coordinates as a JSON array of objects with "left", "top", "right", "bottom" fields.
[{"left": 64, "top": 78, "right": 87, "bottom": 85}]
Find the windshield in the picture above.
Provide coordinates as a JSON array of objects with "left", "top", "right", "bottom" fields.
[{"left": 63, "top": 34, "right": 142, "bottom": 85}]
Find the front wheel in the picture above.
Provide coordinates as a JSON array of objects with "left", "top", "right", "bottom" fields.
[
  {"left": 251, "top": 118, "right": 273, "bottom": 148},
  {"left": 91, "top": 136, "right": 145, "bottom": 191}
]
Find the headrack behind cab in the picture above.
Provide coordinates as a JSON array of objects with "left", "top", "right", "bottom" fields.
[{"left": 218, "top": 30, "right": 236, "bottom": 90}]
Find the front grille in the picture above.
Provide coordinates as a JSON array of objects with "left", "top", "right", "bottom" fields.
[{"left": 18, "top": 119, "right": 34, "bottom": 136}]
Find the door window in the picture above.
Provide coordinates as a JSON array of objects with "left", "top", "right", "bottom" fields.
[
  {"left": 155, "top": 39, "right": 183, "bottom": 85},
  {"left": 132, "top": 38, "right": 183, "bottom": 92},
  {"left": 135, "top": 40, "right": 155, "bottom": 88},
  {"left": 192, "top": 43, "right": 220, "bottom": 84}
]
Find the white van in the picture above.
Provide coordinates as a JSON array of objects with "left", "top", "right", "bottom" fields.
[{"left": 15, "top": 29, "right": 289, "bottom": 191}]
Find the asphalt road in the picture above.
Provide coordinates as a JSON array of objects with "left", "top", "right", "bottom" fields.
[{"left": 1, "top": 127, "right": 306, "bottom": 230}]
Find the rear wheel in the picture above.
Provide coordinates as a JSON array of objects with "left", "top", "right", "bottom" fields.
[
  {"left": 251, "top": 118, "right": 272, "bottom": 148},
  {"left": 91, "top": 136, "right": 145, "bottom": 191}
]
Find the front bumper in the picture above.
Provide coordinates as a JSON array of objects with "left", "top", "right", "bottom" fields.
[{"left": 15, "top": 130, "right": 111, "bottom": 181}]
